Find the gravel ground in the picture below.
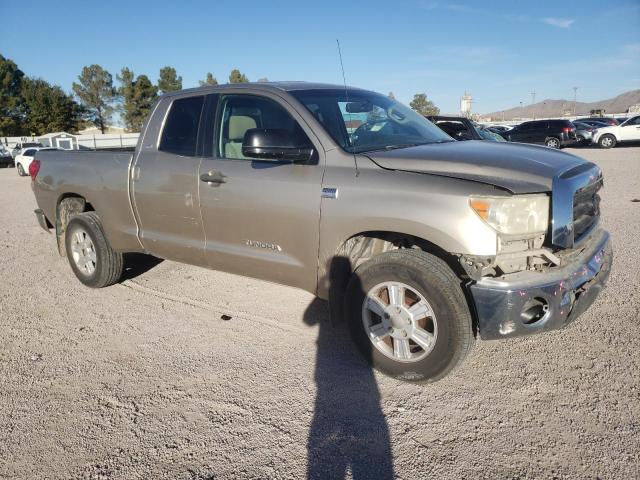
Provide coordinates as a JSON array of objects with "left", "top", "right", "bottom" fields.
[{"left": 0, "top": 146, "right": 639, "bottom": 480}]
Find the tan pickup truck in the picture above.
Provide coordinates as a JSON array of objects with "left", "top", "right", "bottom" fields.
[{"left": 30, "top": 82, "right": 612, "bottom": 382}]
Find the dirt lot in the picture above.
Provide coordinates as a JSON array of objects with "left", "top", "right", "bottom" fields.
[{"left": 0, "top": 146, "right": 639, "bottom": 479}]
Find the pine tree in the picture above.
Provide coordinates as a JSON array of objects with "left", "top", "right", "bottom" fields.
[
  {"left": 0, "top": 55, "right": 25, "bottom": 135},
  {"left": 72, "top": 65, "right": 116, "bottom": 134},
  {"left": 22, "top": 78, "right": 84, "bottom": 134},
  {"left": 199, "top": 72, "right": 218, "bottom": 86},
  {"left": 157, "top": 66, "right": 182, "bottom": 93},
  {"left": 228, "top": 69, "right": 249, "bottom": 83},
  {"left": 409, "top": 93, "right": 440, "bottom": 116},
  {"left": 118, "top": 68, "right": 157, "bottom": 132}
]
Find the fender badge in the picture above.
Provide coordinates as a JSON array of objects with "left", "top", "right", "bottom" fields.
[{"left": 322, "top": 187, "right": 338, "bottom": 199}]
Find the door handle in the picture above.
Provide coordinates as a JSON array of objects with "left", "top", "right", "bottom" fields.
[{"left": 200, "top": 171, "right": 226, "bottom": 185}]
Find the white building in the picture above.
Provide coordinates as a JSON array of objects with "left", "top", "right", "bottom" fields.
[
  {"left": 38, "top": 132, "right": 77, "bottom": 150},
  {"left": 460, "top": 92, "right": 472, "bottom": 116}
]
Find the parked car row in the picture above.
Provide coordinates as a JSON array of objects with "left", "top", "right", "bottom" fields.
[
  {"left": 14, "top": 147, "right": 59, "bottom": 176},
  {"left": 426, "top": 116, "right": 506, "bottom": 143},
  {"left": 429, "top": 115, "right": 640, "bottom": 149},
  {"left": 0, "top": 145, "right": 14, "bottom": 167}
]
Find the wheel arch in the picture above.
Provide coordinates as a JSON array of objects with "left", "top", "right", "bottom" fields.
[
  {"left": 600, "top": 132, "right": 618, "bottom": 141},
  {"left": 320, "top": 229, "right": 472, "bottom": 324},
  {"left": 54, "top": 193, "right": 96, "bottom": 256}
]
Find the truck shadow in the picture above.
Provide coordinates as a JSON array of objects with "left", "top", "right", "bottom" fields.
[
  {"left": 303, "top": 257, "right": 394, "bottom": 480},
  {"left": 121, "top": 253, "right": 164, "bottom": 281}
]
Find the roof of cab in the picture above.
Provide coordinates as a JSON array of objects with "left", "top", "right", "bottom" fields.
[{"left": 161, "top": 81, "right": 367, "bottom": 98}]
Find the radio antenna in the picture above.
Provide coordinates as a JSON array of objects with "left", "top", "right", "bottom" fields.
[{"left": 336, "top": 39, "right": 359, "bottom": 177}]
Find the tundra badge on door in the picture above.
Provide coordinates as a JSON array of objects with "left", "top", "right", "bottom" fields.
[{"left": 245, "top": 239, "right": 282, "bottom": 252}]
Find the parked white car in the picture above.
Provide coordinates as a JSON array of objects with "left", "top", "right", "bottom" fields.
[
  {"left": 592, "top": 115, "right": 640, "bottom": 148},
  {"left": 15, "top": 147, "right": 57, "bottom": 176}
]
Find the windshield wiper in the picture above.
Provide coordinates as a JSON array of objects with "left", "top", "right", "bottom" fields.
[{"left": 356, "top": 141, "right": 449, "bottom": 153}]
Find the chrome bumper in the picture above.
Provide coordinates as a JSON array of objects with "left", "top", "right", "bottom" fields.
[{"left": 471, "top": 229, "right": 612, "bottom": 340}]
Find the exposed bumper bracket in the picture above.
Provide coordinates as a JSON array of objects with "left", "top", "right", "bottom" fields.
[{"left": 471, "top": 229, "right": 612, "bottom": 340}]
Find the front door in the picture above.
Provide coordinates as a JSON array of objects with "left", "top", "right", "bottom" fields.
[
  {"left": 197, "top": 92, "right": 324, "bottom": 292},
  {"left": 131, "top": 94, "right": 206, "bottom": 265},
  {"left": 619, "top": 116, "right": 640, "bottom": 141}
]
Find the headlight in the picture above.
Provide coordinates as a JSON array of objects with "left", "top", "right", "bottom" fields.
[{"left": 469, "top": 194, "right": 549, "bottom": 235}]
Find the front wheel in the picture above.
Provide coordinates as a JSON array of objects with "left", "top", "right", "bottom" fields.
[
  {"left": 599, "top": 134, "right": 616, "bottom": 149},
  {"left": 545, "top": 137, "right": 560, "bottom": 148},
  {"left": 345, "top": 249, "right": 474, "bottom": 382},
  {"left": 16, "top": 163, "right": 26, "bottom": 176},
  {"left": 65, "top": 212, "right": 123, "bottom": 288}
]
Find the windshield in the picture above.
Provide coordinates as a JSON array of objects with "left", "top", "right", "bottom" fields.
[
  {"left": 474, "top": 124, "right": 506, "bottom": 142},
  {"left": 290, "top": 89, "right": 453, "bottom": 153}
]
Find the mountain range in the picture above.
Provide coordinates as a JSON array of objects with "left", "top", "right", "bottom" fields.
[{"left": 484, "top": 89, "right": 640, "bottom": 121}]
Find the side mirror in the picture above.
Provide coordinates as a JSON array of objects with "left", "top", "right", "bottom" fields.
[{"left": 242, "top": 128, "right": 314, "bottom": 163}]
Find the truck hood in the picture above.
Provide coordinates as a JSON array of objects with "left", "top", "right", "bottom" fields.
[{"left": 365, "top": 140, "right": 591, "bottom": 194}]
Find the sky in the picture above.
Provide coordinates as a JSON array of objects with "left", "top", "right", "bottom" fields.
[{"left": 1, "top": 0, "right": 639, "bottom": 116}]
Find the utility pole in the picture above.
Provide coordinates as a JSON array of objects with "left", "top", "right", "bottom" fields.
[
  {"left": 573, "top": 86, "right": 579, "bottom": 116},
  {"left": 530, "top": 90, "right": 536, "bottom": 119},
  {"left": 519, "top": 101, "right": 523, "bottom": 119}
]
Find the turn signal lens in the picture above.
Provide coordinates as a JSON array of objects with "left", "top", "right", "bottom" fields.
[{"left": 469, "top": 199, "right": 490, "bottom": 220}]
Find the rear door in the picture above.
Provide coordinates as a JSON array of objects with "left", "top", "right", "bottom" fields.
[
  {"left": 197, "top": 91, "right": 325, "bottom": 292},
  {"left": 509, "top": 122, "right": 530, "bottom": 142},
  {"left": 131, "top": 94, "right": 206, "bottom": 265},
  {"left": 507, "top": 124, "right": 522, "bottom": 142},
  {"left": 528, "top": 121, "right": 548, "bottom": 144}
]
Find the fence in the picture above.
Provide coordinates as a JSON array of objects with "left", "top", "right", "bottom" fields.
[
  {"left": 76, "top": 133, "right": 139, "bottom": 150},
  {"left": 2, "top": 133, "right": 140, "bottom": 150}
]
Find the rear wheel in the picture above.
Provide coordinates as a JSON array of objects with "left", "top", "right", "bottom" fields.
[
  {"left": 599, "top": 134, "right": 616, "bottom": 149},
  {"left": 17, "top": 163, "right": 26, "bottom": 176},
  {"left": 545, "top": 137, "right": 560, "bottom": 148},
  {"left": 345, "top": 249, "right": 473, "bottom": 382},
  {"left": 65, "top": 212, "right": 123, "bottom": 288}
]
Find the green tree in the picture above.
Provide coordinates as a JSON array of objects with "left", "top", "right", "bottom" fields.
[
  {"left": 21, "top": 78, "right": 84, "bottom": 134},
  {"left": 0, "top": 54, "right": 25, "bottom": 135},
  {"left": 118, "top": 68, "right": 157, "bottom": 132},
  {"left": 199, "top": 72, "right": 218, "bottom": 86},
  {"left": 228, "top": 69, "right": 249, "bottom": 83},
  {"left": 158, "top": 66, "right": 182, "bottom": 93},
  {"left": 72, "top": 65, "right": 116, "bottom": 134},
  {"left": 409, "top": 93, "right": 439, "bottom": 116}
]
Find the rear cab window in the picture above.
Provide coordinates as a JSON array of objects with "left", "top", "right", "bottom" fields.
[{"left": 159, "top": 96, "right": 205, "bottom": 156}]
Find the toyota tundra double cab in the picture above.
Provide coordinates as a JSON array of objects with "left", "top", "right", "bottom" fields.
[{"left": 30, "top": 82, "right": 612, "bottom": 382}]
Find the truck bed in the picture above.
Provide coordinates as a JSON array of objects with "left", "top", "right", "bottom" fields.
[{"left": 33, "top": 150, "right": 142, "bottom": 252}]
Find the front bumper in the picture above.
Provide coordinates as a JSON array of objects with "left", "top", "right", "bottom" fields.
[
  {"left": 0, "top": 156, "right": 13, "bottom": 166},
  {"left": 471, "top": 228, "right": 612, "bottom": 340}
]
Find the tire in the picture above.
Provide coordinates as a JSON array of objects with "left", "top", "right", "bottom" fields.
[
  {"left": 545, "top": 137, "right": 560, "bottom": 149},
  {"left": 64, "top": 212, "right": 123, "bottom": 288},
  {"left": 17, "top": 163, "right": 26, "bottom": 176},
  {"left": 345, "top": 249, "right": 474, "bottom": 383},
  {"left": 599, "top": 134, "right": 616, "bottom": 149}
]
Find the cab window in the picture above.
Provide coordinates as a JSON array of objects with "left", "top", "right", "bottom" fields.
[
  {"left": 216, "top": 95, "right": 312, "bottom": 160},
  {"left": 159, "top": 96, "right": 205, "bottom": 157}
]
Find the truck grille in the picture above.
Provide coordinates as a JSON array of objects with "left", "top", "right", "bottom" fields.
[{"left": 573, "top": 179, "right": 602, "bottom": 241}]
